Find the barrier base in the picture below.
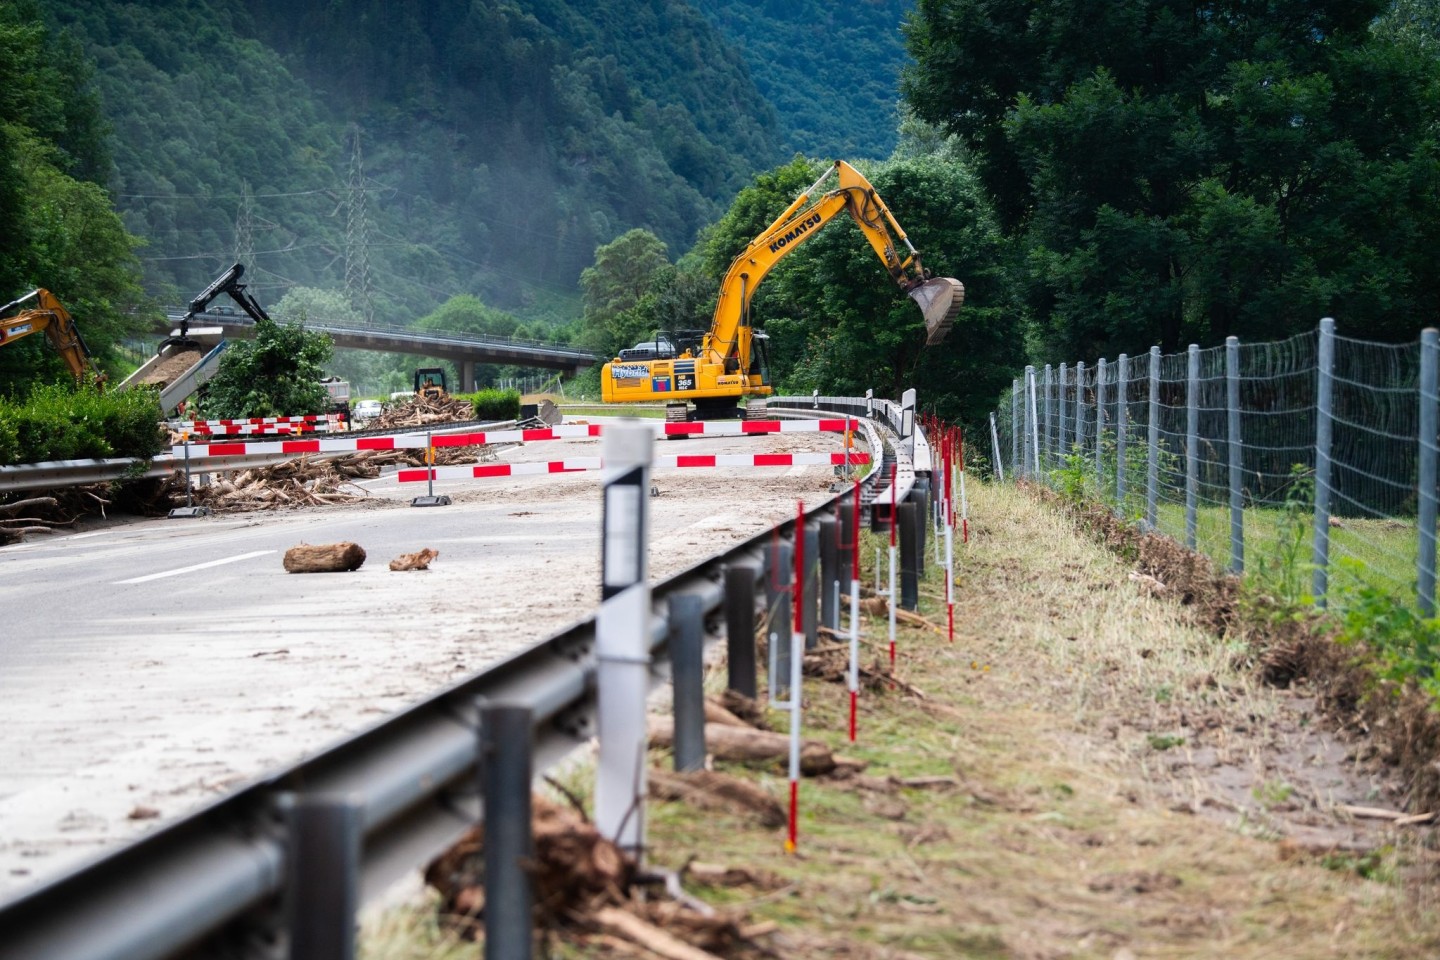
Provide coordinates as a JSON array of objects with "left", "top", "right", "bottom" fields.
[
  {"left": 168, "top": 506, "right": 211, "bottom": 519},
  {"left": 410, "top": 495, "right": 452, "bottom": 508}
]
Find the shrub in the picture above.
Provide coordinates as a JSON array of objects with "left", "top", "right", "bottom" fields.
[
  {"left": 472, "top": 388, "right": 521, "bottom": 422},
  {"left": 0, "top": 382, "right": 163, "bottom": 465}
]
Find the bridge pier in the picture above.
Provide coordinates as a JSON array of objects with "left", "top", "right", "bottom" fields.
[{"left": 462, "top": 359, "right": 477, "bottom": 393}]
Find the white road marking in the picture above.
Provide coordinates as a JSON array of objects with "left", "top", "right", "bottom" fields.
[{"left": 115, "top": 550, "right": 276, "bottom": 584}]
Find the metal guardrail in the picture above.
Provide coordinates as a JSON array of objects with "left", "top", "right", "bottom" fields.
[
  {"left": 0, "top": 422, "right": 517, "bottom": 496},
  {"left": 0, "top": 400, "right": 920, "bottom": 960}
]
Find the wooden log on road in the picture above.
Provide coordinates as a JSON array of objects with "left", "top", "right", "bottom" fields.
[{"left": 283, "top": 541, "right": 366, "bottom": 573}]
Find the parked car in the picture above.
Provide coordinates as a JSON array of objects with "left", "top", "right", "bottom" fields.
[{"left": 353, "top": 399, "right": 383, "bottom": 421}]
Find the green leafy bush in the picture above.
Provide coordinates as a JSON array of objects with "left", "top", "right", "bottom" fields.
[
  {"left": 0, "top": 383, "right": 163, "bottom": 465},
  {"left": 1334, "top": 559, "right": 1440, "bottom": 700},
  {"left": 472, "top": 388, "right": 521, "bottom": 422}
]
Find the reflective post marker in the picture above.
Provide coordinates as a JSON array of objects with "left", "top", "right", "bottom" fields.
[
  {"left": 595, "top": 423, "right": 653, "bottom": 860},
  {"left": 889, "top": 464, "right": 897, "bottom": 671}
]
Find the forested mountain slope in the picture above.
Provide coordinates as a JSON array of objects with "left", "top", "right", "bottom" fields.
[
  {"left": 692, "top": 0, "right": 914, "bottom": 161},
  {"left": 41, "top": 0, "right": 785, "bottom": 325}
]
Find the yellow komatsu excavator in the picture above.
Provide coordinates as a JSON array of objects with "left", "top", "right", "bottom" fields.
[
  {"left": 0, "top": 288, "right": 107, "bottom": 387},
  {"left": 600, "top": 160, "right": 964, "bottom": 420}
]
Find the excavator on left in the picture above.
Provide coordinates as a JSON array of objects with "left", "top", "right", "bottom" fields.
[{"left": 0, "top": 288, "right": 106, "bottom": 387}]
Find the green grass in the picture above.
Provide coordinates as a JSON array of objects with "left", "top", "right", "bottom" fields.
[{"left": 557, "top": 403, "right": 667, "bottom": 419}]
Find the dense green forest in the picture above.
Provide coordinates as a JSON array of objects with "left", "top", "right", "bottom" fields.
[
  {"left": 692, "top": 0, "right": 914, "bottom": 160},
  {"left": 7, "top": 0, "right": 1440, "bottom": 432}
]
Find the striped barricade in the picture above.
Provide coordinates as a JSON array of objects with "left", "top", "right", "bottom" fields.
[
  {"left": 396, "top": 451, "right": 871, "bottom": 483},
  {"left": 169, "top": 418, "right": 861, "bottom": 459}
]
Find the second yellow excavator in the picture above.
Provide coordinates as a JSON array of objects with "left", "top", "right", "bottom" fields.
[
  {"left": 0, "top": 288, "right": 107, "bottom": 387},
  {"left": 600, "top": 161, "right": 964, "bottom": 419}
]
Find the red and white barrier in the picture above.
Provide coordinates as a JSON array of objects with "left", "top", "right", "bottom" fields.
[
  {"left": 170, "top": 417, "right": 860, "bottom": 458},
  {"left": 396, "top": 451, "right": 871, "bottom": 484}
]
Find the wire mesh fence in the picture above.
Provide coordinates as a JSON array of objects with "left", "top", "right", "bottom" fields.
[{"left": 989, "top": 320, "right": 1440, "bottom": 616}]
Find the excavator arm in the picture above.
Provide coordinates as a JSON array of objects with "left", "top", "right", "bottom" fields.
[{"left": 0, "top": 289, "right": 106, "bottom": 386}]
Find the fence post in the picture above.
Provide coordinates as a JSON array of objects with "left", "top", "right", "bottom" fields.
[
  {"left": 286, "top": 795, "right": 361, "bottom": 960},
  {"left": 1026, "top": 365, "right": 1040, "bottom": 476},
  {"left": 1147, "top": 345, "right": 1160, "bottom": 530},
  {"left": 479, "top": 704, "right": 534, "bottom": 960},
  {"left": 1011, "top": 378, "right": 1020, "bottom": 477},
  {"left": 1421, "top": 329, "right": 1439, "bottom": 616},
  {"left": 1313, "top": 318, "right": 1336, "bottom": 606},
  {"left": 1074, "top": 361, "right": 1086, "bottom": 464},
  {"left": 1184, "top": 345, "right": 1200, "bottom": 550},
  {"left": 1226, "top": 336, "right": 1244, "bottom": 575},
  {"left": 596, "top": 423, "right": 652, "bottom": 859},
  {"left": 989, "top": 412, "right": 1005, "bottom": 483},
  {"left": 1044, "top": 364, "right": 1054, "bottom": 471},
  {"left": 1117, "top": 354, "right": 1129, "bottom": 511},
  {"left": 1059, "top": 363, "right": 1069, "bottom": 460},
  {"left": 669, "top": 593, "right": 706, "bottom": 773},
  {"left": 1095, "top": 358, "right": 1107, "bottom": 487}
]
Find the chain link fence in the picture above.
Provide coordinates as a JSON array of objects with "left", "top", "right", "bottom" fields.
[{"left": 990, "top": 320, "right": 1440, "bottom": 615}]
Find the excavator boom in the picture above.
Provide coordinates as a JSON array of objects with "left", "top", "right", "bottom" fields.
[{"left": 0, "top": 289, "right": 106, "bottom": 386}]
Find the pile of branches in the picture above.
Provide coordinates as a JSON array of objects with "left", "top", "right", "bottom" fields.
[
  {"left": 166, "top": 444, "right": 494, "bottom": 513},
  {"left": 426, "top": 796, "right": 776, "bottom": 959},
  {"left": 371, "top": 393, "right": 474, "bottom": 429},
  {"left": 0, "top": 496, "right": 77, "bottom": 545}
]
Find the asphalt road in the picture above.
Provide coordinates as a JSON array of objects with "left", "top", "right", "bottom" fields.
[{"left": 0, "top": 424, "right": 852, "bottom": 897}]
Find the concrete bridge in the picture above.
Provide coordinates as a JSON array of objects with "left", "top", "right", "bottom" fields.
[{"left": 162, "top": 310, "right": 599, "bottom": 392}]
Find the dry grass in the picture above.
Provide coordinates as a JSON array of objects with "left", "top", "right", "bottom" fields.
[{"left": 362, "top": 481, "right": 1440, "bottom": 959}]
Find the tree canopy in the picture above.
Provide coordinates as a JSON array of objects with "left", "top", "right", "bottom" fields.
[
  {"left": 901, "top": 0, "right": 1440, "bottom": 358},
  {"left": 198, "top": 315, "right": 333, "bottom": 418}
]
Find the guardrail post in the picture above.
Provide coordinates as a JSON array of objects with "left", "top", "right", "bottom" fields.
[
  {"left": 596, "top": 423, "right": 652, "bottom": 859},
  {"left": 1308, "top": 319, "right": 1336, "bottom": 605},
  {"left": 668, "top": 593, "right": 706, "bottom": 772},
  {"left": 1421, "top": 329, "right": 1439, "bottom": 616},
  {"left": 1147, "top": 345, "right": 1160, "bottom": 530},
  {"left": 724, "top": 564, "right": 758, "bottom": 700},
  {"left": 818, "top": 515, "right": 840, "bottom": 631},
  {"left": 899, "top": 500, "right": 919, "bottom": 611},
  {"left": 910, "top": 481, "right": 927, "bottom": 578},
  {"left": 1186, "top": 344, "right": 1200, "bottom": 550},
  {"left": 803, "top": 522, "right": 820, "bottom": 650},
  {"left": 479, "top": 703, "right": 534, "bottom": 960},
  {"left": 1226, "top": 336, "right": 1244, "bottom": 574},
  {"left": 286, "top": 795, "right": 361, "bottom": 960},
  {"left": 767, "top": 541, "right": 793, "bottom": 700}
]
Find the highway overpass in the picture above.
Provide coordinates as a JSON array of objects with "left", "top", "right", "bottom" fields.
[{"left": 161, "top": 310, "right": 599, "bottom": 391}]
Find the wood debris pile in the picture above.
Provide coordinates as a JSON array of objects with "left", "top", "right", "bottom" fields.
[
  {"left": 371, "top": 393, "right": 475, "bottom": 429},
  {"left": 425, "top": 795, "right": 775, "bottom": 959},
  {"left": 165, "top": 444, "right": 493, "bottom": 513},
  {"left": 0, "top": 496, "right": 75, "bottom": 545}
]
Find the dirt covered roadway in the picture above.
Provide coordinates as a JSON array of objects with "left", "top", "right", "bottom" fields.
[
  {"left": 454, "top": 480, "right": 1440, "bottom": 960},
  {"left": 0, "top": 426, "right": 858, "bottom": 900}
]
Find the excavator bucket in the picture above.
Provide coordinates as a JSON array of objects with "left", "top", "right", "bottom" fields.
[{"left": 910, "top": 277, "right": 965, "bottom": 347}]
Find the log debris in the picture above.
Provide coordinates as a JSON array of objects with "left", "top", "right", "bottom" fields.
[
  {"left": 389, "top": 548, "right": 439, "bottom": 571},
  {"left": 282, "top": 542, "right": 366, "bottom": 573}
]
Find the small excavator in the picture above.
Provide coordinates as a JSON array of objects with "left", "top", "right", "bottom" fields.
[
  {"left": 601, "top": 160, "right": 964, "bottom": 420},
  {"left": 0, "top": 288, "right": 107, "bottom": 387}
]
